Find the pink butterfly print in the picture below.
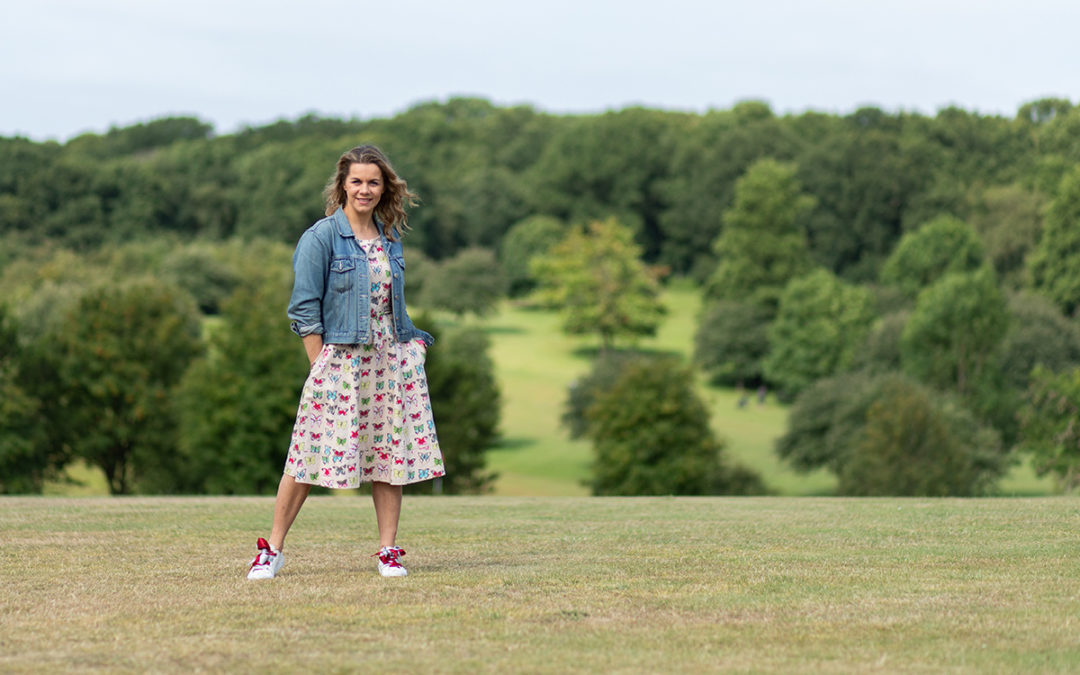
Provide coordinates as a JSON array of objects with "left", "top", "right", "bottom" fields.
[
  {"left": 410, "top": 413, "right": 422, "bottom": 421},
  {"left": 361, "top": 369, "right": 371, "bottom": 377},
  {"left": 394, "top": 457, "right": 404, "bottom": 465},
  {"left": 363, "top": 467, "right": 374, "bottom": 476},
  {"left": 362, "top": 356, "right": 373, "bottom": 364},
  {"left": 313, "top": 378, "right": 324, "bottom": 385},
  {"left": 405, "top": 383, "right": 416, "bottom": 391},
  {"left": 312, "top": 433, "right": 322, "bottom": 441},
  {"left": 312, "top": 402, "right": 323, "bottom": 411},
  {"left": 373, "top": 423, "right": 384, "bottom": 431},
  {"left": 351, "top": 430, "right": 359, "bottom": 439},
  {"left": 375, "top": 393, "right": 385, "bottom": 402},
  {"left": 358, "top": 423, "right": 368, "bottom": 430},
  {"left": 323, "top": 468, "right": 332, "bottom": 477},
  {"left": 378, "top": 451, "right": 390, "bottom": 460},
  {"left": 375, "top": 369, "right": 385, "bottom": 378},
  {"left": 417, "top": 438, "right": 427, "bottom": 446},
  {"left": 358, "top": 409, "right": 369, "bottom": 417},
  {"left": 339, "top": 394, "right": 350, "bottom": 403}
]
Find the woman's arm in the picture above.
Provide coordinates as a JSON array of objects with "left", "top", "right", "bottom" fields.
[{"left": 302, "top": 333, "right": 324, "bottom": 366}]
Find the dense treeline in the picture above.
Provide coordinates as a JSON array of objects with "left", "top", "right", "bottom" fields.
[
  {"left": 3, "top": 96, "right": 1080, "bottom": 495},
  {"left": 3, "top": 96, "right": 1077, "bottom": 275}
]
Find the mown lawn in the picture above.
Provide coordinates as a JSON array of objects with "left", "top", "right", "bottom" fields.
[{"left": 2, "top": 496, "right": 1078, "bottom": 673}]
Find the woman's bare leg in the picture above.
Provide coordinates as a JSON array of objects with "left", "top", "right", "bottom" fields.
[
  {"left": 268, "top": 474, "right": 312, "bottom": 551},
  {"left": 371, "top": 482, "right": 402, "bottom": 548}
]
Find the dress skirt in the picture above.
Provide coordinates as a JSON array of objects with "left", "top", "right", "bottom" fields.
[{"left": 283, "top": 238, "right": 444, "bottom": 488}]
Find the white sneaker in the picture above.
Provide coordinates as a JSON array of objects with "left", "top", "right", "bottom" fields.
[
  {"left": 247, "top": 538, "right": 284, "bottom": 579},
  {"left": 374, "top": 546, "right": 408, "bottom": 577}
]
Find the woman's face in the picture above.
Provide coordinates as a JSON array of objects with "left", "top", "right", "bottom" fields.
[{"left": 342, "top": 162, "right": 384, "bottom": 222}]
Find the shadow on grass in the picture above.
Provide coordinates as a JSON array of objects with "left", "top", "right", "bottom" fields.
[
  {"left": 570, "top": 345, "right": 684, "bottom": 360},
  {"left": 488, "top": 437, "right": 538, "bottom": 453}
]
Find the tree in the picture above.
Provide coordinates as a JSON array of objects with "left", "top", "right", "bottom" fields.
[
  {"left": 499, "top": 215, "right": 566, "bottom": 296},
  {"left": 531, "top": 218, "right": 665, "bottom": 352},
  {"left": 175, "top": 279, "right": 310, "bottom": 494},
  {"left": 0, "top": 305, "right": 57, "bottom": 493},
  {"left": 839, "top": 376, "right": 1004, "bottom": 496},
  {"left": 562, "top": 351, "right": 647, "bottom": 439},
  {"left": 968, "top": 184, "right": 1044, "bottom": 288},
  {"left": 775, "top": 371, "right": 883, "bottom": 475},
  {"left": 1019, "top": 366, "right": 1080, "bottom": 491},
  {"left": 1028, "top": 165, "right": 1080, "bottom": 316},
  {"left": 999, "top": 291, "right": 1080, "bottom": 391},
  {"left": 47, "top": 281, "right": 203, "bottom": 494},
  {"left": 585, "top": 357, "right": 764, "bottom": 496},
  {"left": 419, "top": 247, "right": 508, "bottom": 317},
  {"left": 707, "top": 158, "right": 816, "bottom": 308},
  {"left": 694, "top": 300, "right": 772, "bottom": 386},
  {"left": 880, "top": 215, "right": 986, "bottom": 299},
  {"left": 421, "top": 321, "right": 501, "bottom": 494},
  {"left": 900, "top": 268, "right": 1008, "bottom": 396},
  {"left": 763, "top": 269, "right": 877, "bottom": 398}
]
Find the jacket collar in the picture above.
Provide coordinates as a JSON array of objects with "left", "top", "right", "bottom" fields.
[{"left": 331, "top": 207, "right": 386, "bottom": 240}]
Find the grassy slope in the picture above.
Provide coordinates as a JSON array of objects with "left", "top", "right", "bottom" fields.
[{"left": 3, "top": 496, "right": 1078, "bottom": 673}]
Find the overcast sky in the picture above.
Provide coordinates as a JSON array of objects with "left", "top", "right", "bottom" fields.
[{"left": 3, "top": 0, "right": 1077, "bottom": 141}]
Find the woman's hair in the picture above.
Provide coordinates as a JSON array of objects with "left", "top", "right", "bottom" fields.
[{"left": 323, "top": 145, "right": 418, "bottom": 241}]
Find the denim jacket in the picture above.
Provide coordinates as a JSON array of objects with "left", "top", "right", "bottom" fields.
[{"left": 287, "top": 207, "right": 434, "bottom": 346}]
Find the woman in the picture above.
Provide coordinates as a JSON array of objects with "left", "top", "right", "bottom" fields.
[{"left": 247, "top": 145, "right": 443, "bottom": 579}]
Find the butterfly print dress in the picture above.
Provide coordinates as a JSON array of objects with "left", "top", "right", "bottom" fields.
[{"left": 284, "top": 237, "right": 444, "bottom": 488}]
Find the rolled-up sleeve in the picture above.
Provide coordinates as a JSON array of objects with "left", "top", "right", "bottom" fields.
[{"left": 287, "top": 230, "right": 328, "bottom": 338}]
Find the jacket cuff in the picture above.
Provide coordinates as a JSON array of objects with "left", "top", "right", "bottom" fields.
[{"left": 290, "top": 320, "right": 324, "bottom": 338}]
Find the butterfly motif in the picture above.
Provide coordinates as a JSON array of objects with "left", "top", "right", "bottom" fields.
[
  {"left": 417, "top": 437, "right": 427, "bottom": 447},
  {"left": 413, "top": 425, "right": 424, "bottom": 434},
  {"left": 361, "top": 369, "right": 371, "bottom": 377},
  {"left": 323, "top": 468, "right": 332, "bottom": 477},
  {"left": 311, "top": 433, "right": 322, "bottom": 441},
  {"left": 407, "top": 458, "right": 415, "bottom": 467},
  {"left": 375, "top": 369, "right": 385, "bottom": 378},
  {"left": 418, "top": 469, "right": 430, "bottom": 479},
  {"left": 358, "top": 409, "right": 369, "bottom": 418},
  {"left": 363, "top": 467, "right": 374, "bottom": 476},
  {"left": 410, "top": 413, "right": 421, "bottom": 421},
  {"left": 362, "top": 356, "right": 373, "bottom": 364},
  {"left": 376, "top": 382, "right": 385, "bottom": 391},
  {"left": 351, "top": 430, "right": 359, "bottom": 439},
  {"left": 373, "top": 423, "right": 384, "bottom": 431},
  {"left": 313, "top": 378, "right": 324, "bottom": 386},
  {"left": 420, "top": 452, "right": 431, "bottom": 461},
  {"left": 339, "top": 394, "right": 350, "bottom": 403},
  {"left": 405, "top": 383, "right": 415, "bottom": 391},
  {"left": 373, "top": 406, "right": 384, "bottom": 417}
]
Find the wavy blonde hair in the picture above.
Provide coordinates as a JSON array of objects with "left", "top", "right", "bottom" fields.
[{"left": 323, "top": 145, "right": 418, "bottom": 241}]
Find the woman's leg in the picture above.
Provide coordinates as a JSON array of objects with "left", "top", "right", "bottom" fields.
[
  {"left": 371, "top": 481, "right": 403, "bottom": 548},
  {"left": 269, "top": 474, "right": 313, "bottom": 551}
]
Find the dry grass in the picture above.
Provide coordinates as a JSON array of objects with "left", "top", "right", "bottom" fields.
[{"left": 2, "top": 496, "right": 1079, "bottom": 673}]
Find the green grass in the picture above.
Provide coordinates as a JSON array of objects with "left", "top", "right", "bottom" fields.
[{"left": 3, "top": 496, "right": 1079, "bottom": 673}]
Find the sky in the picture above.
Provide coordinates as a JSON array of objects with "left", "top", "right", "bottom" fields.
[{"left": 2, "top": 0, "right": 1078, "bottom": 141}]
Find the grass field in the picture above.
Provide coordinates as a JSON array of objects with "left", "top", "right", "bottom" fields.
[{"left": 3, "top": 496, "right": 1078, "bottom": 673}]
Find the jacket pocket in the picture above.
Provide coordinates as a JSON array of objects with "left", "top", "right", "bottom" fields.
[{"left": 329, "top": 257, "right": 356, "bottom": 293}]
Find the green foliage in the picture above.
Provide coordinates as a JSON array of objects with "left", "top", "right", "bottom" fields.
[
  {"left": 421, "top": 320, "right": 501, "bottom": 494},
  {"left": 999, "top": 292, "right": 1080, "bottom": 391},
  {"left": 778, "top": 372, "right": 1006, "bottom": 495},
  {"left": 499, "top": 215, "right": 566, "bottom": 296},
  {"left": 901, "top": 268, "right": 1008, "bottom": 395},
  {"left": 1028, "top": 165, "right": 1080, "bottom": 316},
  {"left": 0, "top": 305, "right": 58, "bottom": 493},
  {"left": 764, "top": 269, "right": 877, "bottom": 397},
  {"left": 562, "top": 351, "right": 647, "bottom": 439},
  {"left": 880, "top": 215, "right": 987, "bottom": 298},
  {"left": 531, "top": 218, "right": 665, "bottom": 351},
  {"left": 694, "top": 300, "right": 772, "bottom": 386},
  {"left": 849, "top": 311, "right": 908, "bottom": 375},
  {"left": 419, "top": 247, "right": 507, "bottom": 317},
  {"left": 775, "top": 371, "right": 882, "bottom": 474},
  {"left": 839, "top": 376, "right": 1004, "bottom": 496},
  {"left": 175, "top": 280, "right": 309, "bottom": 494},
  {"left": 707, "top": 158, "right": 815, "bottom": 307},
  {"left": 1019, "top": 366, "right": 1080, "bottom": 491},
  {"left": 968, "top": 184, "right": 1044, "bottom": 287},
  {"left": 45, "top": 280, "right": 203, "bottom": 494},
  {"left": 585, "top": 357, "right": 764, "bottom": 496}
]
